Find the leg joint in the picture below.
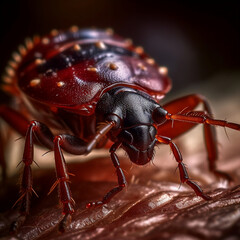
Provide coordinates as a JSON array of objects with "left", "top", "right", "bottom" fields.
[{"left": 54, "top": 135, "right": 63, "bottom": 145}]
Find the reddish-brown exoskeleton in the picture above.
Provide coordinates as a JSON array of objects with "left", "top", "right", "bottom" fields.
[{"left": 0, "top": 27, "right": 239, "bottom": 232}]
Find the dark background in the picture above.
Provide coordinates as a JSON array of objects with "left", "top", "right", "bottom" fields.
[
  {"left": 0, "top": 0, "right": 239, "bottom": 93},
  {"left": 0, "top": 2, "right": 240, "bottom": 238}
]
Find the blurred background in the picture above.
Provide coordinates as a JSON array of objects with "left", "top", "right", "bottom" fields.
[{"left": 0, "top": 0, "right": 239, "bottom": 94}]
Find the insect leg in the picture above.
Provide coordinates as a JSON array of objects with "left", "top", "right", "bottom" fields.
[
  {"left": 10, "top": 120, "right": 54, "bottom": 233},
  {"left": 160, "top": 94, "right": 231, "bottom": 180},
  {"left": 165, "top": 111, "right": 240, "bottom": 180},
  {"left": 161, "top": 94, "right": 214, "bottom": 139},
  {"left": 52, "top": 135, "right": 76, "bottom": 232},
  {"left": 86, "top": 141, "right": 127, "bottom": 208},
  {"left": 0, "top": 106, "right": 53, "bottom": 231},
  {"left": 165, "top": 112, "right": 240, "bottom": 135},
  {"left": 49, "top": 122, "right": 115, "bottom": 231},
  {"left": 0, "top": 109, "right": 115, "bottom": 232},
  {"left": 10, "top": 123, "right": 85, "bottom": 232},
  {"left": 156, "top": 135, "right": 211, "bottom": 200}
]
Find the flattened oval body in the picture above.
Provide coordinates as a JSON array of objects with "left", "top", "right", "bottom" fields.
[{"left": 10, "top": 28, "right": 171, "bottom": 116}]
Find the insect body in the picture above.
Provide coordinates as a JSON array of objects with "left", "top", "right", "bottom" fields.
[{"left": 1, "top": 27, "right": 240, "bottom": 232}]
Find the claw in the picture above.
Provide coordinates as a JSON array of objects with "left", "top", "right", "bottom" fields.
[
  {"left": 59, "top": 214, "right": 72, "bottom": 233},
  {"left": 200, "top": 193, "right": 212, "bottom": 201}
]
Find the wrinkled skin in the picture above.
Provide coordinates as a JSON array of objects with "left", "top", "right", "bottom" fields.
[{"left": 0, "top": 138, "right": 240, "bottom": 240}]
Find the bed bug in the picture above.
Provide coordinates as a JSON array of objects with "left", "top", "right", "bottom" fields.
[{"left": 0, "top": 26, "right": 240, "bottom": 232}]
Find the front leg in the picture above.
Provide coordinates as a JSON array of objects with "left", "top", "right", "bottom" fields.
[
  {"left": 86, "top": 141, "right": 127, "bottom": 208},
  {"left": 10, "top": 123, "right": 82, "bottom": 233},
  {"left": 10, "top": 121, "right": 54, "bottom": 233},
  {"left": 43, "top": 122, "right": 116, "bottom": 232},
  {"left": 10, "top": 120, "right": 115, "bottom": 233},
  {"left": 156, "top": 135, "right": 211, "bottom": 200}
]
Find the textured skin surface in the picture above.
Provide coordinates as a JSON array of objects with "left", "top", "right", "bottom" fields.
[{"left": 0, "top": 138, "right": 240, "bottom": 240}]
